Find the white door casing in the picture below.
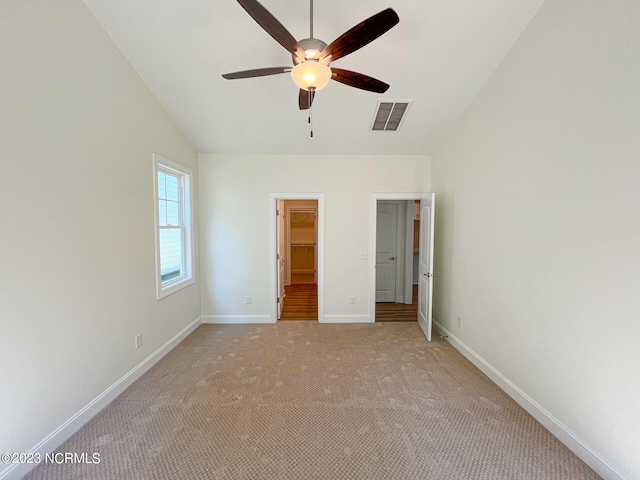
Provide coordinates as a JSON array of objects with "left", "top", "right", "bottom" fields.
[
  {"left": 417, "top": 193, "right": 435, "bottom": 341},
  {"left": 376, "top": 202, "right": 399, "bottom": 302}
]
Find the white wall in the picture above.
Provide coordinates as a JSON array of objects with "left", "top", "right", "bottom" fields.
[
  {"left": 431, "top": 1, "right": 640, "bottom": 479},
  {"left": 0, "top": 1, "right": 199, "bottom": 475},
  {"left": 199, "top": 154, "right": 430, "bottom": 322}
]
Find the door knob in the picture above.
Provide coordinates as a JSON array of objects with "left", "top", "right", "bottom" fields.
[{"left": 389, "top": 256, "right": 396, "bottom": 260}]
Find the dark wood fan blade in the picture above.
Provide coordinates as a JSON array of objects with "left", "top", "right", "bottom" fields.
[
  {"left": 298, "top": 89, "right": 316, "bottom": 110},
  {"left": 237, "top": 0, "right": 305, "bottom": 59},
  {"left": 320, "top": 8, "right": 399, "bottom": 63},
  {"left": 330, "top": 68, "right": 390, "bottom": 93},
  {"left": 222, "top": 67, "right": 291, "bottom": 79}
]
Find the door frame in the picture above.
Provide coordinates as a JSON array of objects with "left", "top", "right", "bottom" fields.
[
  {"left": 370, "top": 193, "right": 430, "bottom": 326},
  {"left": 269, "top": 193, "right": 324, "bottom": 322}
]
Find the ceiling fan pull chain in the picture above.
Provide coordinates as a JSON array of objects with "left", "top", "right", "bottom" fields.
[{"left": 309, "top": 86, "right": 315, "bottom": 137}]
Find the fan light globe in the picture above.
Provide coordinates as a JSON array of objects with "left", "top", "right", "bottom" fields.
[{"left": 291, "top": 61, "right": 332, "bottom": 91}]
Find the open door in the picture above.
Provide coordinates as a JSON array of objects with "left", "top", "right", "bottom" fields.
[
  {"left": 417, "top": 193, "right": 435, "bottom": 341},
  {"left": 276, "top": 199, "right": 285, "bottom": 319}
]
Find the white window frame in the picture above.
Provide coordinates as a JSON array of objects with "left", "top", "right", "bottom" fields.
[{"left": 153, "top": 154, "right": 195, "bottom": 299}]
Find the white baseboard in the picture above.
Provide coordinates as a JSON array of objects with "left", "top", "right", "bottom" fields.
[
  {"left": 0, "top": 316, "right": 202, "bottom": 480},
  {"left": 321, "top": 314, "right": 372, "bottom": 323},
  {"left": 432, "top": 320, "right": 627, "bottom": 480},
  {"left": 201, "top": 314, "right": 273, "bottom": 324}
]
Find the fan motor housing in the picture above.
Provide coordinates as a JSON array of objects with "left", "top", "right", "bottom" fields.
[{"left": 293, "top": 38, "right": 329, "bottom": 64}]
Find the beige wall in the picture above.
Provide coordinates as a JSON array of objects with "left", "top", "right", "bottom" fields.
[
  {"left": 431, "top": 1, "right": 640, "bottom": 478},
  {"left": 198, "top": 154, "right": 431, "bottom": 322},
  {"left": 0, "top": 0, "right": 199, "bottom": 467}
]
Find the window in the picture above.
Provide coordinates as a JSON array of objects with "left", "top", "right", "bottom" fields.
[{"left": 153, "top": 154, "right": 194, "bottom": 299}]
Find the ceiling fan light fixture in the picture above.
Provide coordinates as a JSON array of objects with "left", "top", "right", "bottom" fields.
[{"left": 291, "top": 60, "right": 332, "bottom": 91}]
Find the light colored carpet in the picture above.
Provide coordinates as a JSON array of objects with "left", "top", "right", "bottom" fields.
[{"left": 24, "top": 323, "right": 600, "bottom": 479}]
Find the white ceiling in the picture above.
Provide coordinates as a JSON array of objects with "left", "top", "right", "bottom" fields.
[{"left": 82, "top": 0, "right": 544, "bottom": 155}]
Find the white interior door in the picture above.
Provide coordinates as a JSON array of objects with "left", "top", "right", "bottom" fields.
[
  {"left": 376, "top": 202, "right": 398, "bottom": 302},
  {"left": 417, "top": 193, "right": 435, "bottom": 341},
  {"left": 276, "top": 200, "right": 285, "bottom": 319}
]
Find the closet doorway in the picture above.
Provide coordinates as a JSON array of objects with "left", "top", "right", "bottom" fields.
[
  {"left": 269, "top": 194, "right": 324, "bottom": 322},
  {"left": 282, "top": 201, "right": 317, "bottom": 320}
]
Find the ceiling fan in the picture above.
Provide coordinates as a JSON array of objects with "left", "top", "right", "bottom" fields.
[{"left": 222, "top": 0, "right": 399, "bottom": 112}]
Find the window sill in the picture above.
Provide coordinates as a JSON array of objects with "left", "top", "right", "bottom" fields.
[{"left": 157, "top": 276, "right": 195, "bottom": 300}]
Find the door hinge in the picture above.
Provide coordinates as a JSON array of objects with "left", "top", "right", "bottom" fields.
[
  {"left": 277, "top": 253, "right": 280, "bottom": 260},
  {"left": 276, "top": 209, "right": 280, "bottom": 216},
  {"left": 277, "top": 297, "right": 280, "bottom": 303}
]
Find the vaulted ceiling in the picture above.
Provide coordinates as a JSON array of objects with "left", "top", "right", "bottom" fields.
[{"left": 82, "top": 0, "right": 545, "bottom": 155}]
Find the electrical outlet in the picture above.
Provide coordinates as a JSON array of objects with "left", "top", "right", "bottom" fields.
[
  {"left": 245, "top": 295, "right": 251, "bottom": 304},
  {"left": 457, "top": 316, "right": 463, "bottom": 328},
  {"left": 350, "top": 295, "right": 356, "bottom": 304},
  {"left": 135, "top": 334, "right": 142, "bottom": 349}
]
